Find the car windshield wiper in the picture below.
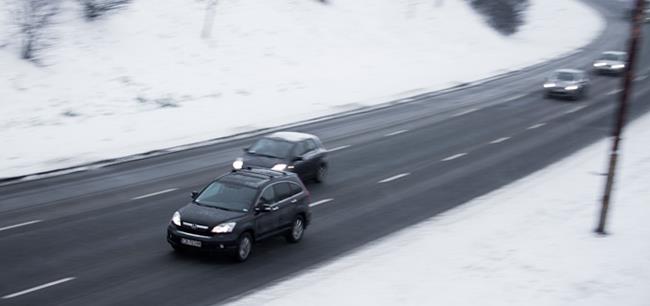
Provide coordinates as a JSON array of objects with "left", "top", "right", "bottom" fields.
[{"left": 248, "top": 151, "right": 280, "bottom": 159}]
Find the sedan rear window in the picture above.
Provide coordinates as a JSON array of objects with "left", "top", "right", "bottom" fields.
[{"left": 195, "top": 182, "right": 257, "bottom": 212}]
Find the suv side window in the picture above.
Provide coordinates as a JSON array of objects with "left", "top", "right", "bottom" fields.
[
  {"left": 288, "top": 182, "right": 303, "bottom": 196},
  {"left": 273, "top": 182, "right": 292, "bottom": 202},
  {"left": 260, "top": 187, "right": 275, "bottom": 204},
  {"left": 293, "top": 141, "right": 309, "bottom": 157},
  {"left": 305, "top": 139, "right": 318, "bottom": 153}
]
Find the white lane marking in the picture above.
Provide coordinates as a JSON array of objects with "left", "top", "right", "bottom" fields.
[
  {"left": 490, "top": 137, "right": 511, "bottom": 144},
  {"left": 636, "top": 74, "right": 648, "bottom": 81},
  {"left": 328, "top": 145, "right": 351, "bottom": 153},
  {"left": 309, "top": 198, "right": 334, "bottom": 207},
  {"left": 441, "top": 153, "right": 467, "bottom": 162},
  {"left": 0, "top": 220, "right": 42, "bottom": 232},
  {"left": 564, "top": 105, "right": 587, "bottom": 114},
  {"left": 606, "top": 89, "right": 622, "bottom": 96},
  {"left": 527, "top": 123, "right": 546, "bottom": 130},
  {"left": 2, "top": 277, "right": 76, "bottom": 299},
  {"left": 451, "top": 108, "right": 479, "bottom": 118},
  {"left": 504, "top": 94, "right": 526, "bottom": 102},
  {"left": 385, "top": 130, "right": 408, "bottom": 137},
  {"left": 132, "top": 188, "right": 178, "bottom": 200},
  {"left": 378, "top": 173, "right": 410, "bottom": 184}
]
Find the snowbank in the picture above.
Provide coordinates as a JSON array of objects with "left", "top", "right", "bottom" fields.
[
  {"left": 227, "top": 113, "right": 650, "bottom": 306},
  {"left": 0, "top": 0, "right": 604, "bottom": 178}
]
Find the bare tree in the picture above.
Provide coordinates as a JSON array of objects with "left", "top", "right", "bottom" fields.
[
  {"left": 15, "top": 0, "right": 59, "bottom": 61},
  {"left": 80, "top": 0, "right": 129, "bottom": 20}
]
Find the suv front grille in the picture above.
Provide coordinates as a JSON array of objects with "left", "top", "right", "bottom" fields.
[{"left": 180, "top": 221, "right": 211, "bottom": 235}]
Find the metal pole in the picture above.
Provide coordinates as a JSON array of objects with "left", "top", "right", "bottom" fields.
[{"left": 595, "top": 0, "right": 645, "bottom": 235}]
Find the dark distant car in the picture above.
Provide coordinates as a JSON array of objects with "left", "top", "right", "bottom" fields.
[
  {"left": 543, "top": 69, "right": 590, "bottom": 100},
  {"left": 233, "top": 132, "right": 328, "bottom": 183},
  {"left": 592, "top": 51, "right": 627, "bottom": 75},
  {"left": 167, "top": 168, "right": 311, "bottom": 262}
]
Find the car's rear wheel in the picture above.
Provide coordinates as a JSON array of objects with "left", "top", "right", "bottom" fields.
[
  {"left": 286, "top": 216, "right": 305, "bottom": 243},
  {"left": 314, "top": 164, "right": 327, "bottom": 183},
  {"left": 233, "top": 233, "right": 253, "bottom": 262}
]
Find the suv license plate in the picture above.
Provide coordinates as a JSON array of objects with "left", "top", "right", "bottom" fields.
[{"left": 180, "top": 238, "right": 202, "bottom": 248}]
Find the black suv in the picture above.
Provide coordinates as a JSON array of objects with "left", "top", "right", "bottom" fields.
[
  {"left": 232, "top": 132, "right": 328, "bottom": 183},
  {"left": 167, "top": 169, "right": 312, "bottom": 262}
]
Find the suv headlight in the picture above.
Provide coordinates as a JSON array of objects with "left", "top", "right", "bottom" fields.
[
  {"left": 612, "top": 64, "right": 625, "bottom": 69},
  {"left": 271, "top": 164, "right": 287, "bottom": 171},
  {"left": 565, "top": 85, "right": 579, "bottom": 91},
  {"left": 172, "top": 211, "right": 181, "bottom": 226},
  {"left": 232, "top": 158, "right": 243, "bottom": 170},
  {"left": 212, "top": 222, "right": 236, "bottom": 233},
  {"left": 543, "top": 83, "right": 556, "bottom": 88}
]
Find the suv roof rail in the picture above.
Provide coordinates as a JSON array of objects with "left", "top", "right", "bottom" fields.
[{"left": 231, "top": 167, "right": 289, "bottom": 179}]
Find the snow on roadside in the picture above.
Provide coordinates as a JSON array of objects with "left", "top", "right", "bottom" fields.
[
  {"left": 227, "top": 114, "right": 650, "bottom": 306},
  {"left": 0, "top": 0, "right": 604, "bottom": 178}
]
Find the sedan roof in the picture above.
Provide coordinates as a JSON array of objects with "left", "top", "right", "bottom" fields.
[{"left": 267, "top": 131, "right": 317, "bottom": 143}]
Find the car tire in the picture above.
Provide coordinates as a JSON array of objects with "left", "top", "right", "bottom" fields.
[
  {"left": 314, "top": 164, "right": 327, "bottom": 183},
  {"left": 232, "top": 233, "right": 253, "bottom": 262},
  {"left": 286, "top": 216, "right": 305, "bottom": 243}
]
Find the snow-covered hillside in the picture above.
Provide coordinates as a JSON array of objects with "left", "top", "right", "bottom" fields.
[{"left": 0, "top": 0, "right": 603, "bottom": 178}]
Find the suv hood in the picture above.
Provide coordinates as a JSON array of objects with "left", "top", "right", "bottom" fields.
[{"left": 179, "top": 203, "right": 246, "bottom": 226}]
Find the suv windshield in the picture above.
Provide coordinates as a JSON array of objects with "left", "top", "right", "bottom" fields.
[
  {"left": 555, "top": 72, "right": 576, "bottom": 81},
  {"left": 195, "top": 181, "right": 257, "bottom": 212},
  {"left": 248, "top": 138, "right": 294, "bottom": 158}
]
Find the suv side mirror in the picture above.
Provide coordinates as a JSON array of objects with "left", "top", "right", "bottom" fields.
[
  {"left": 256, "top": 203, "right": 273, "bottom": 212},
  {"left": 191, "top": 191, "right": 199, "bottom": 199}
]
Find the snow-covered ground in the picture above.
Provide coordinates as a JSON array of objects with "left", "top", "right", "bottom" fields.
[
  {"left": 0, "top": 0, "right": 603, "bottom": 178},
  {"left": 228, "top": 113, "right": 650, "bottom": 306}
]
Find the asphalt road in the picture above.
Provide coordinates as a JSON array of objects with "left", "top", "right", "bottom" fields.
[{"left": 1, "top": 1, "right": 649, "bottom": 305}]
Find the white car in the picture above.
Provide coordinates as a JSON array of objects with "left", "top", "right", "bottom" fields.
[{"left": 592, "top": 51, "right": 627, "bottom": 75}]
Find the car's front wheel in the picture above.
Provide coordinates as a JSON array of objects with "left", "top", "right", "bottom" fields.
[
  {"left": 233, "top": 233, "right": 253, "bottom": 262},
  {"left": 314, "top": 164, "right": 327, "bottom": 183},
  {"left": 286, "top": 216, "right": 305, "bottom": 243}
]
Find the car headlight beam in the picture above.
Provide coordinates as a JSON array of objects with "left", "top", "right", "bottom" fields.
[
  {"left": 212, "top": 222, "right": 236, "bottom": 233},
  {"left": 543, "top": 83, "right": 556, "bottom": 88},
  {"left": 565, "top": 85, "right": 579, "bottom": 91},
  {"left": 593, "top": 62, "right": 607, "bottom": 67},
  {"left": 232, "top": 159, "right": 243, "bottom": 170},
  {"left": 172, "top": 211, "right": 181, "bottom": 226},
  {"left": 271, "top": 163, "right": 288, "bottom": 171}
]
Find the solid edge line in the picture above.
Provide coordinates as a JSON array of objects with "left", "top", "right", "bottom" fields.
[
  {"left": 378, "top": 173, "right": 410, "bottom": 184},
  {"left": 309, "top": 199, "right": 334, "bottom": 208},
  {"left": 2, "top": 277, "right": 76, "bottom": 299},
  {"left": 132, "top": 188, "right": 178, "bottom": 200},
  {"left": 0, "top": 220, "right": 42, "bottom": 232}
]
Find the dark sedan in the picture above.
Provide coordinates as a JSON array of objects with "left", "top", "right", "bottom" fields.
[{"left": 233, "top": 132, "right": 329, "bottom": 183}]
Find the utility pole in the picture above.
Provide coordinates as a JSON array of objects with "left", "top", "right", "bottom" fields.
[{"left": 595, "top": 0, "right": 645, "bottom": 235}]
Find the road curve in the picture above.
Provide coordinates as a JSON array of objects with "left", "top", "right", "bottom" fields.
[{"left": 1, "top": 1, "right": 649, "bottom": 305}]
